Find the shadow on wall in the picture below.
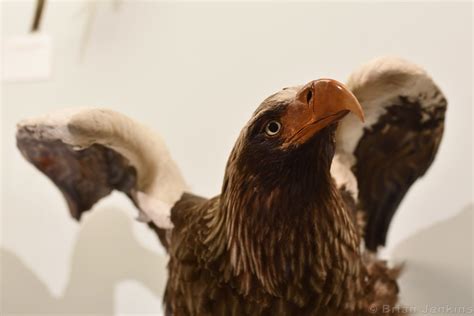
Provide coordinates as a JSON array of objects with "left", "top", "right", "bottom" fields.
[
  {"left": 1, "top": 207, "right": 168, "bottom": 314},
  {"left": 393, "top": 204, "right": 473, "bottom": 315},
  {"left": 1, "top": 205, "right": 473, "bottom": 315}
]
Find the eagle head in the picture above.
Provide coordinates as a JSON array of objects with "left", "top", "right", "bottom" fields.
[{"left": 223, "top": 79, "right": 364, "bottom": 202}]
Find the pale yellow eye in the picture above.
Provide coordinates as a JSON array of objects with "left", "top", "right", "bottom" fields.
[{"left": 265, "top": 121, "right": 282, "bottom": 136}]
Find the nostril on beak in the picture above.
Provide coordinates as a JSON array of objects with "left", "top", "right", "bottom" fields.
[{"left": 306, "top": 90, "right": 313, "bottom": 104}]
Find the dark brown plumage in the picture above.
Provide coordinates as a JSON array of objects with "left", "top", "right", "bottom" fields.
[
  {"left": 353, "top": 99, "right": 446, "bottom": 250},
  {"left": 16, "top": 57, "right": 447, "bottom": 315},
  {"left": 339, "top": 57, "right": 448, "bottom": 251},
  {"left": 16, "top": 135, "right": 136, "bottom": 220}
]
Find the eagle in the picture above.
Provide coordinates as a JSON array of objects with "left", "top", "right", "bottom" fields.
[{"left": 16, "top": 57, "right": 446, "bottom": 315}]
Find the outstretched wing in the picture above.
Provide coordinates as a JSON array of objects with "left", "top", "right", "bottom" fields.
[
  {"left": 17, "top": 108, "right": 188, "bottom": 249},
  {"left": 335, "top": 57, "right": 447, "bottom": 251}
]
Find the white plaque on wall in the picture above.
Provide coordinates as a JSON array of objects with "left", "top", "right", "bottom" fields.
[{"left": 2, "top": 33, "right": 52, "bottom": 82}]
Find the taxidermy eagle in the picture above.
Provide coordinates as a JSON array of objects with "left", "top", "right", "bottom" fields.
[{"left": 17, "top": 57, "right": 446, "bottom": 315}]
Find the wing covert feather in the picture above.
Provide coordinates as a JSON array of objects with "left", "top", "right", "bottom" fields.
[
  {"left": 16, "top": 108, "right": 190, "bottom": 249},
  {"left": 337, "top": 57, "right": 447, "bottom": 250}
]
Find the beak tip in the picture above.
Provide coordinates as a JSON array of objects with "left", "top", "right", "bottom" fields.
[{"left": 322, "top": 79, "right": 365, "bottom": 124}]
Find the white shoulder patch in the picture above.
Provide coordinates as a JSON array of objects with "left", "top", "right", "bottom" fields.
[
  {"left": 337, "top": 56, "right": 444, "bottom": 157},
  {"left": 331, "top": 154, "right": 358, "bottom": 201},
  {"left": 17, "top": 107, "right": 188, "bottom": 229},
  {"left": 135, "top": 191, "right": 174, "bottom": 229}
]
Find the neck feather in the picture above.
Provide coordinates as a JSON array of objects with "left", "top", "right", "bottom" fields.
[{"left": 216, "top": 163, "right": 362, "bottom": 305}]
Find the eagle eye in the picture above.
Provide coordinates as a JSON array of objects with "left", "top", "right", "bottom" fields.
[{"left": 265, "top": 121, "right": 282, "bottom": 136}]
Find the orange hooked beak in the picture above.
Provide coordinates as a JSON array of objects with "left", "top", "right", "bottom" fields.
[{"left": 281, "top": 79, "right": 364, "bottom": 147}]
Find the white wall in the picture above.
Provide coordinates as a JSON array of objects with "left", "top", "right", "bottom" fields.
[{"left": 1, "top": 1, "right": 472, "bottom": 315}]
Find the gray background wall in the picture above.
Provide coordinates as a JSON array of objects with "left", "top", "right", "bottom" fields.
[{"left": 1, "top": 1, "right": 472, "bottom": 315}]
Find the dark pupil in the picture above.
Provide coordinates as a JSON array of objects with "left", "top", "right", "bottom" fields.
[{"left": 268, "top": 122, "right": 279, "bottom": 133}]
